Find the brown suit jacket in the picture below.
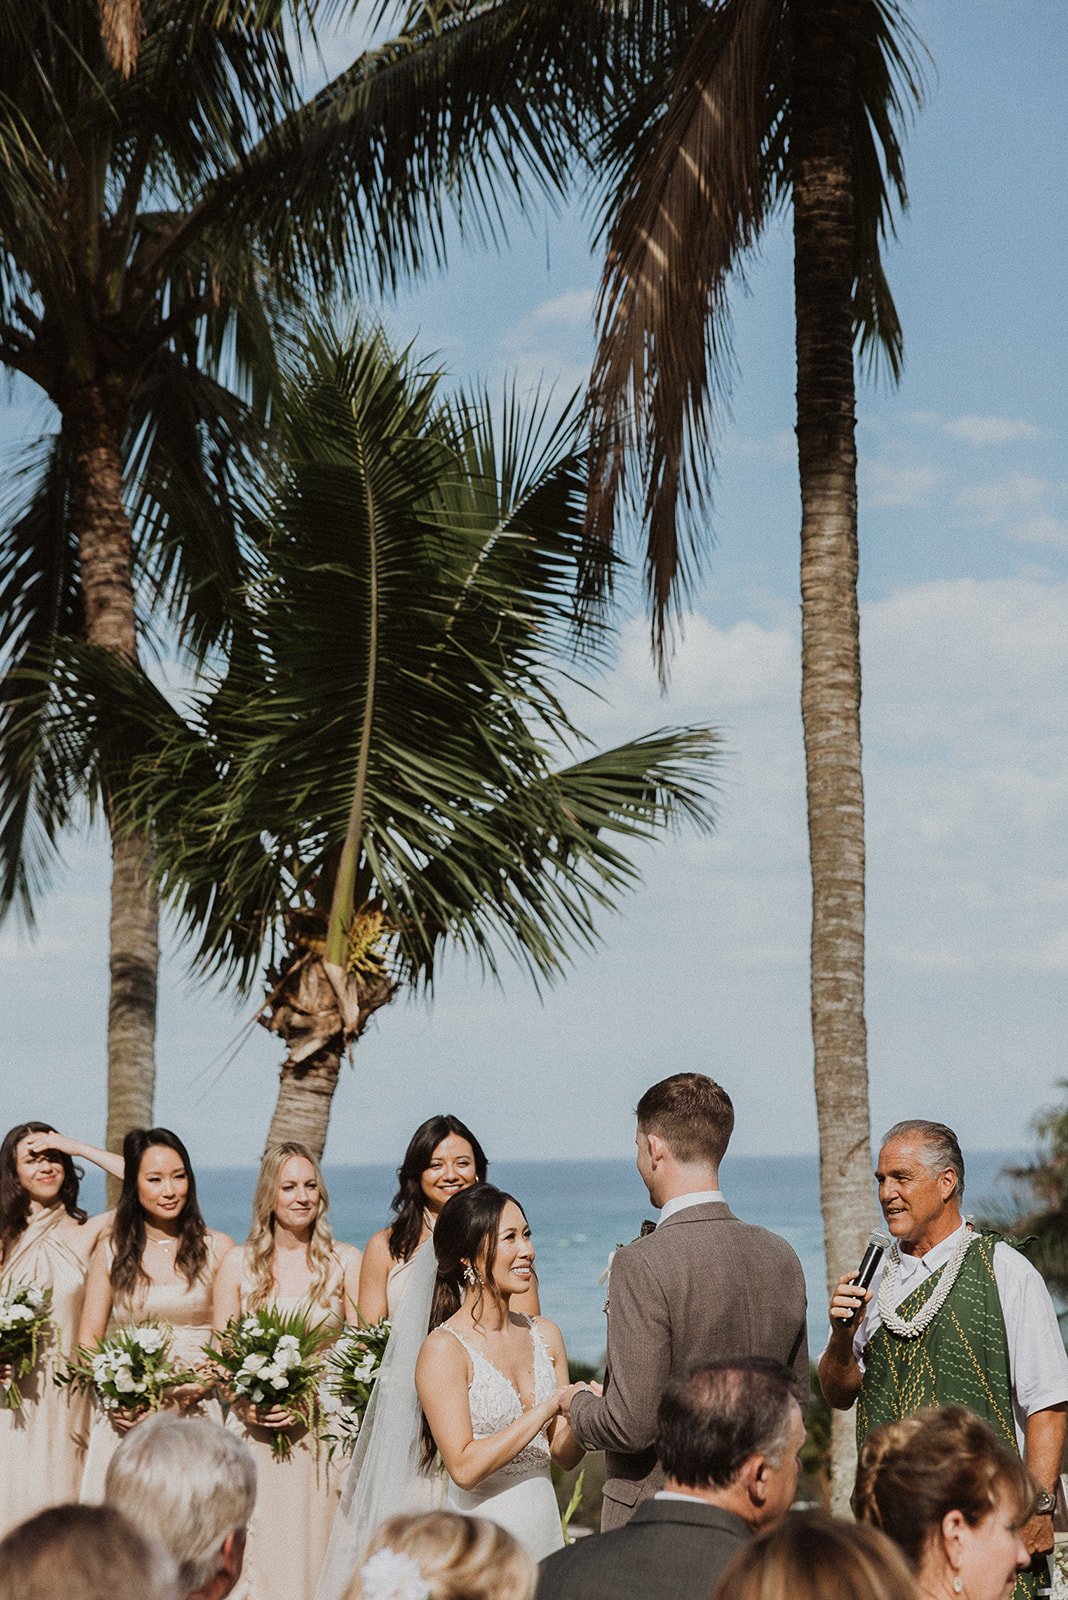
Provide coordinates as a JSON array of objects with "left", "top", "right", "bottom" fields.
[{"left": 568, "top": 1202, "right": 808, "bottom": 1529}]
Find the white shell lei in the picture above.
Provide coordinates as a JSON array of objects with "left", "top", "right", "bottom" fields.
[{"left": 876, "top": 1229, "right": 977, "bottom": 1340}]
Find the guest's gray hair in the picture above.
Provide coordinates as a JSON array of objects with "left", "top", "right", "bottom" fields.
[
  {"left": 881, "top": 1120, "right": 965, "bottom": 1200},
  {"left": 0, "top": 1504, "right": 179, "bottom": 1600},
  {"left": 105, "top": 1414, "right": 255, "bottom": 1597}
]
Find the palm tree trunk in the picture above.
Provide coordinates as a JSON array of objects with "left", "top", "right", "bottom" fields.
[
  {"left": 67, "top": 380, "right": 158, "bottom": 1199},
  {"left": 791, "top": 0, "right": 872, "bottom": 1512},
  {"left": 264, "top": 1048, "right": 345, "bottom": 1160}
]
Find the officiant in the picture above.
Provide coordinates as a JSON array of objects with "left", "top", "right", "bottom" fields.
[{"left": 819, "top": 1118, "right": 1068, "bottom": 1579}]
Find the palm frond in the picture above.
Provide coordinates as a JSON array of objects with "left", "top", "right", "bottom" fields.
[
  {"left": 851, "top": 0, "right": 930, "bottom": 379},
  {"left": 105, "top": 321, "right": 721, "bottom": 994},
  {"left": 583, "top": 0, "right": 785, "bottom": 659},
  {"left": 0, "top": 433, "right": 82, "bottom": 920}
]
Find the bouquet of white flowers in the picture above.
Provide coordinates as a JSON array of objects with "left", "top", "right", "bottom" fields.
[
  {"left": 60, "top": 1322, "right": 199, "bottom": 1417},
  {"left": 320, "top": 1317, "right": 390, "bottom": 1455},
  {"left": 0, "top": 1281, "right": 54, "bottom": 1411},
  {"left": 209, "top": 1304, "right": 333, "bottom": 1459}
]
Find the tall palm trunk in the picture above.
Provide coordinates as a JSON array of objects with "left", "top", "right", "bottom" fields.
[
  {"left": 791, "top": 0, "right": 872, "bottom": 1511},
  {"left": 67, "top": 380, "right": 158, "bottom": 1200},
  {"left": 260, "top": 924, "right": 398, "bottom": 1159},
  {"left": 265, "top": 1047, "right": 345, "bottom": 1160}
]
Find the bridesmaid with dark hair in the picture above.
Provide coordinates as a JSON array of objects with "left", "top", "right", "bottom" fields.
[
  {"left": 0, "top": 1123, "right": 122, "bottom": 1536},
  {"left": 77, "top": 1127, "right": 232, "bottom": 1500},
  {"left": 359, "top": 1115, "right": 538, "bottom": 1322}
]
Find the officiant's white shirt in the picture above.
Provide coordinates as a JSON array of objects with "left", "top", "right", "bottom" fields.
[
  {"left": 846, "top": 1220, "right": 1068, "bottom": 1449},
  {"left": 658, "top": 1191, "right": 724, "bottom": 1225}
]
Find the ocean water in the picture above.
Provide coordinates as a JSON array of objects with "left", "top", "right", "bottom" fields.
[{"left": 79, "top": 1149, "right": 1025, "bottom": 1366}]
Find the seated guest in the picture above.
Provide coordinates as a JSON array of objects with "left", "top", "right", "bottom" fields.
[
  {"left": 714, "top": 1510, "right": 917, "bottom": 1600},
  {"left": 854, "top": 1407, "right": 1033, "bottom": 1600},
  {"left": 0, "top": 1503, "right": 179, "bottom": 1600},
  {"left": 535, "top": 1360, "right": 805, "bottom": 1600},
  {"left": 349, "top": 1511, "right": 533, "bottom": 1600},
  {"left": 104, "top": 1413, "right": 255, "bottom": 1600}
]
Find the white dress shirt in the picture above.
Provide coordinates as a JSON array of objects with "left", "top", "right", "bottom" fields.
[{"left": 658, "top": 1190, "right": 725, "bottom": 1225}]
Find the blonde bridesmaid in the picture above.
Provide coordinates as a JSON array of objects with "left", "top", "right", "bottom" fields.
[
  {"left": 78, "top": 1127, "right": 232, "bottom": 1500},
  {"left": 213, "top": 1142, "right": 361, "bottom": 1600},
  {"left": 0, "top": 1122, "right": 122, "bottom": 1536}
]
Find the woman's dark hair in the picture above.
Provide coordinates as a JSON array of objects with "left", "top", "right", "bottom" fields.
[
  {"left": 420, "top": 1185, "right": 526, "bottom": 1467},
  {"left": 387, "top": 1116, "right": 488, "bottom": 1263},
  {"left": 110, "top": 1129, "right": 209, "bottom": 1297},
  {"left": 0, "top": 1123, "right": 87, "bottom": 1260}
]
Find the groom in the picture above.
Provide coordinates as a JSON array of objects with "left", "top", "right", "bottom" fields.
[{"left": 564, "top": 1073, "right": 809, "bottom": 1529}]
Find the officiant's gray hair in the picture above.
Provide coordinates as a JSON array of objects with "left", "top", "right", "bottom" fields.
[
  {"left": 880, "top": 1121, "right": 965, "bottom": 1200},
  {"left": 105, "top": 1414, "right": 255, "bottom": 1597}
]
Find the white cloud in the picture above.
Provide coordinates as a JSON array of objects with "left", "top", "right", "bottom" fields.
[
  {"left": 943, "top": 415, "right": 1043, "bottom": 446},
  {"left": 861, "top": 461, "right": 945, "bottom": 509},
  {"left": 530, "top": 289, "right": 596, "bottom": 329},
  {"left": 954, "top": 471, "right": 1068, "bottom": 547}
]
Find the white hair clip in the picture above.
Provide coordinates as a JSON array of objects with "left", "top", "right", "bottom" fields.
[{"left": 359, "top": 1547, "right": 430, "bottom": 1600}]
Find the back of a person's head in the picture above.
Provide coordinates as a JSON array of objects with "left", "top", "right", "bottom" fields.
[
  {"left": 714, "top": 1510, "right": 918, "bottom": 1600},
  {"left": 636, "top": 1073, "right": 734, "bottom": 1166},
  {"left": 854, "top": 1407, "right": 1033, "bottom": 1569},
  {"left": 0, "top": 1503, "right": 179, "bottom": 1600},
  {"left": 105, "top": 1412, "right": 255, "bottom": 1595},
  {"left": 350, "top": 1512, "right": 534, "bottom": 1600},
  {"left": 657, "top": 1359, "right": 796, "bottom": 1488}
]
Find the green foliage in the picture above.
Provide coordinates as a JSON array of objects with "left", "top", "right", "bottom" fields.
[
  {"left": 978, "top": 1083, "right": 1068, "bottom": 1309},
  {"left": 36, "top": 319, "right": 720, "bottom": 1003}
]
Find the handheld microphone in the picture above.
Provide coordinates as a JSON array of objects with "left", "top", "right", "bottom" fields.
[{"left": 847, "top": 1229, "right": 891, "bottom": 1324}]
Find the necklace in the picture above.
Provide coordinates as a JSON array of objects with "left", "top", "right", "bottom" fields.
[{"left": 877, "top": 1229, "right": 975, "bottom": 1339}]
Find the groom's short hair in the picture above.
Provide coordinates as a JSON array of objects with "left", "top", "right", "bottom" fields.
[
  {"left": 656, "top": 1359, "right": 797, "bottom": 1488},
  {"left": 636, "top": 1073, "right": 735, "bottom": 1166}
]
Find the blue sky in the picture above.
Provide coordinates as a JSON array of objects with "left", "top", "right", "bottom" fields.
[{"left": 3, "top": 1, "right": 1067, "bottom": 1178}]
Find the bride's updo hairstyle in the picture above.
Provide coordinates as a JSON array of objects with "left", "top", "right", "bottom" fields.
[
  {"left": 428, "top": 1184, "right": 522, "bottom": 1332},
  {"left": 111, "top": 1128, "right": 209, "bottom": 1296},
  {"left": 387, "top": 1116, "right": 488, "bottom": 1263},
  {"left": 0, "top": 1122, "right": 87, "bottom": 1259},
  {"left": 244, "top": 1140, "right": 339, "bottom": 1310},
  {"left": 854, "top": 1407, "right": 1033, "bottom": 1570},
  {"left": 352, "top": 1511, "right": 534, "bottom": 1600}
]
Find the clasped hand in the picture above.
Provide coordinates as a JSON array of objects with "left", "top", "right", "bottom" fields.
[{"left": 556, "top": 1379, "right": 603, "bottom": 1417}]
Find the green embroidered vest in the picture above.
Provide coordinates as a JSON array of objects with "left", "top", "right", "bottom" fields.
[{"left": 857, "top": 1233, "right": 1038, "bottom": 1600}]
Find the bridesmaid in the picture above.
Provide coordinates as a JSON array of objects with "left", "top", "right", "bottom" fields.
[
  {"left": 0, "top": 1123, "right": 122, "bottom": 1536},
  {"left": 212, "top": 1142, "right": 362, "bottom": 1600},
  {"left": 359, "top": 1115, "right": 539, "bottom": 1321},
  {"left": 77, "top": 1127, "right": 232, "bottom": 1500}
]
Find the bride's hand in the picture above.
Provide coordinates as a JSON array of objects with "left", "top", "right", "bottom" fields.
[{"left": 556, "top": 1382, "right": 593, "bottom": 1416}]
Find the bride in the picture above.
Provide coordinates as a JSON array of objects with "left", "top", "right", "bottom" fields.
[
  {"left": 415, "top": 1185, "right": 584, "bottom": 1559},
  {"left": 316, "top": 1186, "right": 586, "bottom": 1597}
]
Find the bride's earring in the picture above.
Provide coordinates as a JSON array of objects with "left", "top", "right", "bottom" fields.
[{"left": 463, "top": 1264, "right": 480, "bottom": 1287}]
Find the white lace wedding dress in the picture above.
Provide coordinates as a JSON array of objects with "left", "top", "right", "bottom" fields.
[{"left": 439, "top": 1317, "right": 564, "bottom": 1561}]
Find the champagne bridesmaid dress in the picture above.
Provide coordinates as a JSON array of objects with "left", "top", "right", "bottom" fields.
[
  {"left": 0, "top": 1206, "right": 92, "bottom": 1537},
  {"left": 80, "top": 1237, "right": 224, "bottom": 1501},
  {"left": 228, "top": 1262, "right": 348, "bottom": 1600}
]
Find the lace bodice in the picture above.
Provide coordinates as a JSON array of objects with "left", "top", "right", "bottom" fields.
[{"left": 444, "top": 1318, "right": 556, "bottom": 1474}]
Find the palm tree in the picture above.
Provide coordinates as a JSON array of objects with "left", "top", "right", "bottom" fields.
[
  {"left": 51, "top": 321, "right": 720, "bottom": 1156},
  {"left": 576, "top": 0, "right": 927, "bottom": 1503},
  {"left": 0, "top": 0, "right": 622, "bottom": 1170}
]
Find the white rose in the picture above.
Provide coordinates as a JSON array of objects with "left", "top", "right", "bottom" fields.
[
  {"left": 242, "top": 1353, "right": 268, "bottom": 1374},
  {"left": 113, "top": 1368, "right": 137, "bottom": 1394}
]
